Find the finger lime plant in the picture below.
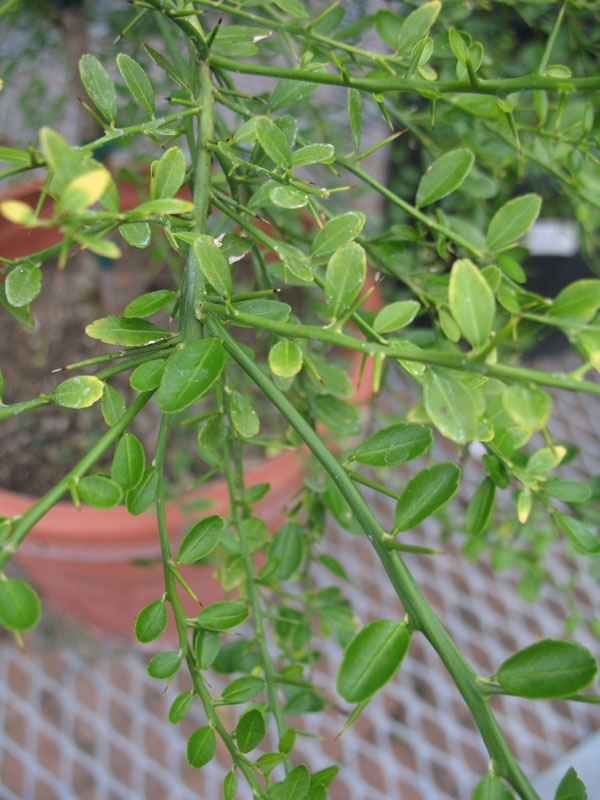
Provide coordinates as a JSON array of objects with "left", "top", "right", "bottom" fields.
[{"left": 1, "top": 1, "right": 600, "bottom": 798}]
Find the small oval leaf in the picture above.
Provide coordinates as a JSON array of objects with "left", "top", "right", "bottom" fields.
[
  {"left": 117, "top": 53, "right": 155, "bottom": 116},
  {"left": 350, "top": 422, "right": 433, "bottom": 467},
  {"left": 236, "top": 709, "right": 266, "bottom": 753},
  {"left": 157, "top": 339, "right": 226, "bottom": 414},
  {"left": 78, "top": 475, "right": 123, "bottom": 509},
  {"left": 111, "top": 433, "right": 145, "bottom": 491},
  {"left": 85, "top": 316, "right": 171, "bottom": 346},
  {"left": 324, "top": 243, "right": 366, "bottom": 319},
  {"left": 135, "top": 599, "right": 168, "bottom": 644},
  {"left": 196, "top": 601, "right": 249, "bottom": 631},
  {"left": 495, "top": 639, "right": 598, "bottom": 699},
  {"left": 486, "top": 194, "right": 542, "bottom": 252},
  {"left": 337, "top": 620, "right": 410, "bottom": 702},
  {"left": 394, "top": 462, "right": 461, "bottom": 532},
  {"left": 177, "top": 516, "right": 225, "bottom": 564},
  {"left": 221, "top": 676, "right": 266, "bottom": 704},
  {"left": 0, "top": 578, "right": 41, "bottom": 632},
  {"left": 5, "top": 264, "right": 42, "bottom": 307},
  {"left": 52, "top": 376, "right": 105, "bottom": 409},
  {"left": 448, "top": 258, "right": 495, "bottom": 347},
  {"left": 268, "top": 340, "right": 303, "bottom": 378},
  {"left": 125, "top": 290, "right": 176, "bottom": 319},
  {"left": 79, "top": 54, "right": 117, "bottom": 123},
  {"left": 416, "top": 148, "right": 474, "bottom": 208},
  {"left": 311, "top": 211, "right": 365, "bottom": 258},
  {"left": 373, "top": 301, "right": 419, "bottom": 334},
  {"left": 187, "top": 726, "right": 216, "bottom": 768}
]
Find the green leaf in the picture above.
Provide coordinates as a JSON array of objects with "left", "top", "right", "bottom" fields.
[
  {"left": 310, "top": 766, "right": 339, "bottom": 789},
  {"left": 309, "top": 395, "right": 361, "bottom": 437},
  {"left": 232, "top": 298, "right": 291, "bottom": 322},
  {"left": 423, "top": 369, "right": 480, "bottom": 444},
  {"left": 448, "top": 258, "right": 495, "bottom": 347},
  {"left": 394, "top": 462, "right": 461, "bottom": 531},
  {"left": 494, "top": 639, "right": 598, "bottom": 699},
  {"left": 415, "top": 148, "right": 474, "bottom": 208},
  {"left": 60, "top": 168, "right": 111, "bottom": 212},
  {"left": 221, "top": 676, "right": 266, "bottom": 704},
  {"left": 5, "top": 264, "right": 42, "bottom": 307},
  {"left": 557, "top": 514, "right": 600, "bottom": 554},
  {"left": 135, "top": 600, "right": 168, "bottom": 644},
  {"left": 194, "top": 629, "right": 220, "bottom": 670},
  {"left": 75, "top": 233, "right": 121, "bottom": 259},
  {"left": 130, "top": 198, "right": 194, "bottom": 218},
  {"left": 143, "top": 44, "right": 190, "bottom": 92},
  {"left": 102, "top": 384, "right": 125, "bottom": 426},
  {"left": 236, "top": 709, "right": 266, "bottom": 753},
  {"left": 86, "top": 316, "right": 171, "bottom": 346},
  {"left": 348, "top": 88, "right": 362, "bottom": 150},
  {"left": 187, "top": 726, "right": 216, "bottom": 768},
  {"left": 324, "top": 243, "right": 366, "bottom": 319},
  {"left": 147, "top": 651, "right": 182, "bottom": 680},
  {"left": 270, "top": 79, "right": 320, "bottom": 113},
  {"left": 111, "top": 433, "right": 145, "bottom": 491},
  {"left": 373, "top": 301, "right": 420, "bottom": 333},
  {"left": 268, "top": 340, "right": 303, "bottom": 378},
  {"left": 119, "top": 222, "right": 151, "bottom": 248},
  {"left": 349, "top": 422, "right": 433, "bottom": 467},
  {"left": 336, "top": 620, "right": 410, "bottom": 702},
  {"left": 269, "top": 522, "right": 303, "bottom": 581},
  {"left": 502, "top": 386, "right": 552, "bottom": 431},
  {"left": 231, "top": 390, "right": 259, "bottom": 438},
  {"left": 151, "top": 147, "right": 187, "bottom": 200},
  {"left": 279, "top": 765, "right": 310, "bottom": 800},
  {"left": 223, "top": 771, "right": 238, "bottom": 800},
  {"left": 471, "top": 775, "right": 516, "bottom": 800},
  {"left": 169, "top": 692, "right": 194, "bottom": 725},
  {"left": 548, "top": 280, "right": 600, "bottom": 324},
  {"left": 157, "top": 339, "right": 226, "bottom": 414},
  {"left": 0, "top": 578, "right": 41, "bottom": 632},
  {"left": 125, "top": 290, "right": 176, "bottom": 319},
  {"left": 177, "top": 516, "right": 225, "bottom": 564},
  {"left": 397, "top": 0, "right": 441, "bottom": 54},
  {"left": 311, "top": 211, "right": 365, "bottom": 257},
  {"left": 291, "top": 143, "right": 335, "bottom": 167},
  {"left": 543, "top": 479, "right": 591, "bottom": 504},
  {"left": 126, "top": 466, "right": 158, "bottom": 515},
  {"left": 212, "top": 25, "right": 271, "bottom": 57},
  {"left": 554, "top": 767, "right": 587, "bottom": 800},
  {"left": 40, "top": 128, "right": 82, "bottom": 182},
  {"left": 269, "top": 185, "right": 308, "bottom": 209},
  {"left": 193, "top": 237, "right": 232, "bottom": 298},
  {"left": 117, "top": 53, "right": 155, "bottom": 116},
  {"left": 196, "top": 601, "right": 249, "bottom": 631},
  {"left": 52, "top": 375, "right": 105, "bottom": 409},
  {"left": 272, "top": 0, "right": 310, "bottom": 20},
  {"left": 130, "top": 360, "right": 166, "bottom": 391},
  {"left": 79, "top": 54, "right": 117, "bottom": 124},
  {"left": 466, "top": 478, "right": 495, "bottom": 536},
  {"left": 78, "top": 475, "right": 123, "bottom": 509},
  {"left": 0, "top": 146, "right": 30, "bottom": 165},
  {"left": 255, "top": 116, "right": 292, "bottom": 169},
  {"left": 486, "top": 194, "right": 542, "bottom": 252},
  {"left": 0, "top": 283, "right": 34, "bottom": 330}
]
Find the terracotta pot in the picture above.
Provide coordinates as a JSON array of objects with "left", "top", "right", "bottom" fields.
[{"left": 0, "top": 181, "right": 380, "bottom": 638}]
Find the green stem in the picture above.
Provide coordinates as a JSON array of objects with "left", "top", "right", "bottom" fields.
[
  {"left": 0, "top": 391, "right": 155, "bottom": 569},
  {"left": 180, "top": 60, "right": 214, "bottom": 343},
  {"left": 206, "top": 317, "right": 540, "bottom": 800},
  {"left": 153, "top": 414, "right": 268, "bottom": 799},
  {"left": 220, "top": 385, "right": 290, "bottom": 764},
  {"left": 209, "top": 54, "right": 600, "bottom": 95},
  {"left": 198, "top": 302, "right": 600, "bottom": 396},
  {"left": 338, "top": 157, "right": 485, "bottom": 260},
  {"left": 537, "top": 2, "right": 567, "bottom": 75}
]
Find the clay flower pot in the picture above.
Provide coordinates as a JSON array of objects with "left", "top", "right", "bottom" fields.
[{"left": 0, "top": 181, "right": 380, "bottom": 638}]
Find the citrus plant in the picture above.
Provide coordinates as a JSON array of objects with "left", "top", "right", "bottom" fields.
[{"left": 1, "top": 1, "right": 600, "bottom": 798}]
